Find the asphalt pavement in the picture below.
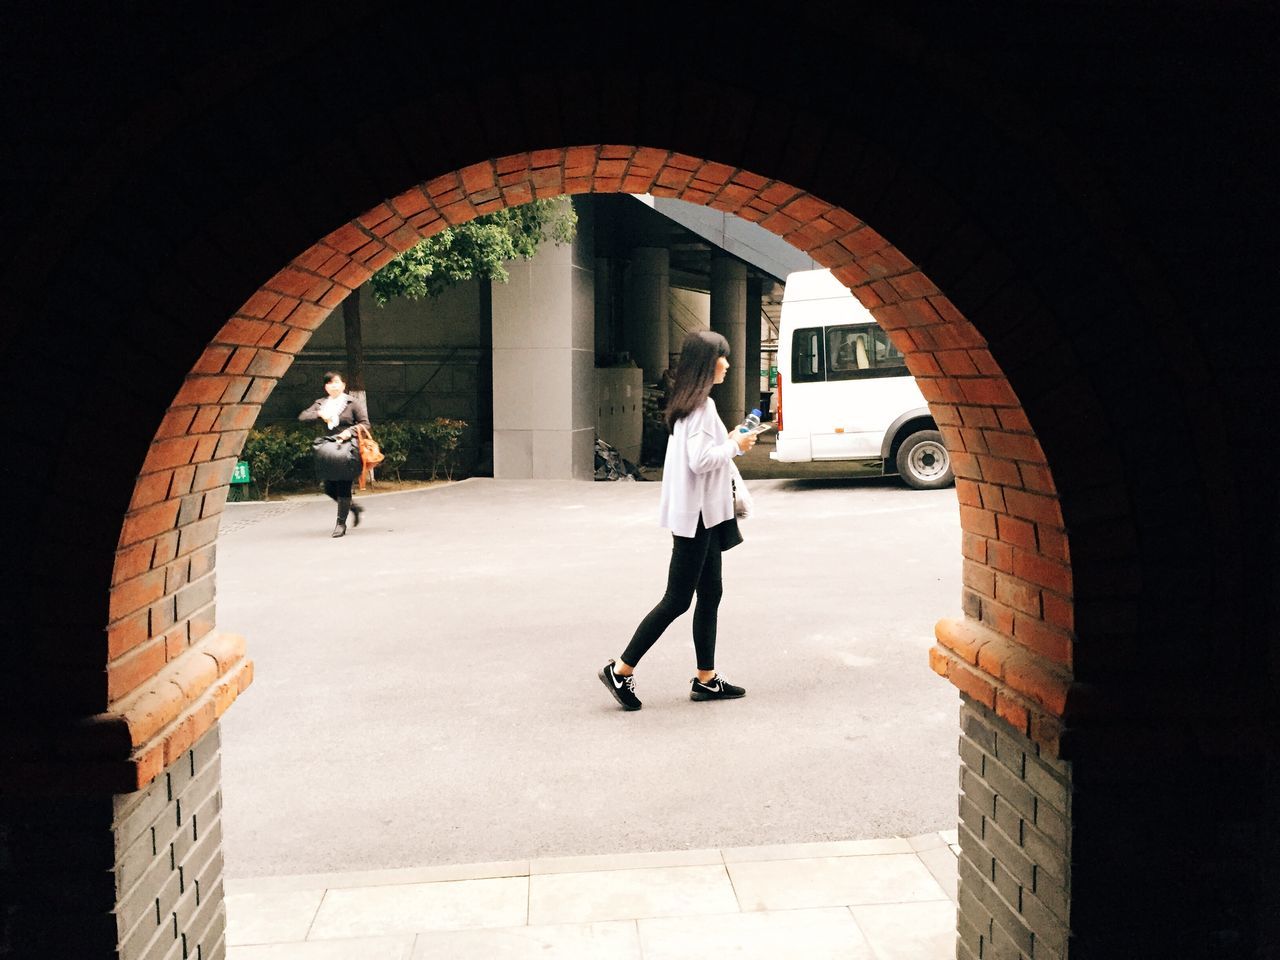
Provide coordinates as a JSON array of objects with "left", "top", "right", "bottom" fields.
[{"left": 216, "top": 472, "right": 963, "bottom": 878}]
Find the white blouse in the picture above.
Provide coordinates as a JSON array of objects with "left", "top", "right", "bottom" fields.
[
  {"left": 317, "top": 394, "right": 349, "bottom": 428},
  {"left": 657, "top": 399, "right": 740, "bottom": 537}
]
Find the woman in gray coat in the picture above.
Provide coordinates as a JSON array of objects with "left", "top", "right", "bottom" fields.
[{"left": 299, "top": 371, "right": 370, "bottom": 537}]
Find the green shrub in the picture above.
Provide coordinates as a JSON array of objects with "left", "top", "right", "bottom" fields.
[
  {"left": 363, "top": 418, "right": 468, "bottom": 482},
  {"left": 237, "top": 418, "right": 468, "bottom": 493},
  {"left": 422, "top": 418, "right": 467, "bottom": 480},
  {"left": 241, "top": 425, "right": 313, "bottom": 498},
  {"left": 373, "top": 421, "right": 416, "bottom": 481}
]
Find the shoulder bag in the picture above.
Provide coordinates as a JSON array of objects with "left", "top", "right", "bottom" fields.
[{"left": 355, "top": 424, "right": 385, "bottom": 490}]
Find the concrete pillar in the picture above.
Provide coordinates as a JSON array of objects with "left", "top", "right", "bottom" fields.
[
  {"left": 668, "top": 288, "right": 710, "bottom": 366},
  {"left": 624, "top": 247, "right": 670, "bottom": 382},
  {"left": 710, "top": 256, "right": 747, "bottom": 428},
  {"left": 490, "top": 207, "right": 595, "bottom": 480},
  {"left": 745, "top": 277, "right": 763, "bottom": 418},
  {"left": 593, "top": 257, "right": 615, "bottom": 357}
]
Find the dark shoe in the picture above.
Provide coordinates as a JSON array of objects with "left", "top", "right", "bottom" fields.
[
  {"left": 598, "top": 659, "right": 642, "bottom": 711},
  {"left": 336, "top": 497, "right": 352, "bottom": 526},
  {"left": 331, "top": 522, "right": 346, "bottom": 538},
  {"left": 691, "top": 675, "right": 746, "bottom": 701},
  {"left": 350, "top": 502, "right": 363, "bottom": 527}
]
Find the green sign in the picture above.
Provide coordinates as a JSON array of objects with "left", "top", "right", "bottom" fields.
[{"left": 231, "top": 460, "right": 251, "bottom": 484}]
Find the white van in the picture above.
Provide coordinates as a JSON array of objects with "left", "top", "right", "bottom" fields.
[{"left": 770, "top": 269, "right": 953, "bottom": 489}]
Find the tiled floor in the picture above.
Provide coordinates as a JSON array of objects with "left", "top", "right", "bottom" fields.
[{"left": 225, "top": 833, "right": 959, "bottom": 959}]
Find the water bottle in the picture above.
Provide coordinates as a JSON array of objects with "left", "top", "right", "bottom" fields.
[{"left": 737, "top": 409, "right": 763, "bottom": 433}]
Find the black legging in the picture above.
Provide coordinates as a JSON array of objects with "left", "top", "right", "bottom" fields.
[
  {"left": 621, "top": 517, "right": 724, "bottom": 672},
  {"left": 323, "top": 480, "right": 353, "bottom": 501}
]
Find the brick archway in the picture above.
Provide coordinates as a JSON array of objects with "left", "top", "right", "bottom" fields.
[
  {"left": 74, "top": 146, "right": 1076, "bottom": 956},
  {"left": 105, "top": 148, "right": 1076, "bottom": 786}
]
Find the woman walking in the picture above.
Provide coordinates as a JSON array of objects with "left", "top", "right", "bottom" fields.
[
  {"left": 599, "top": 330, "right": 757, "bottom": 710},
  {"left": 299, "top": 371, "right": 369, "bottom": 538}
]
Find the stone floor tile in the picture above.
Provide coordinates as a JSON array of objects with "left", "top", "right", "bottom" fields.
[
  {"left": 530, "top": 848, "right": 722, "bottom": 875},
  {"left": 528, "top": 865, "right": 739, "bottom": 925},
  {"left": 307, "top": 877, "right": 528, "bottom": 939},
  {"left": 915, "top": 845, "right": 959, "bottom": 902},
  {"left": 226, "top": 861, "right": 529, "bottom": 896},
  {"left": 225, "top": 889, "right": 326, "bottom": 945},
  {"left": 852, "top": 900, "right": 958, "bottom": 959},
  {"left": 639, "top": 907, "right": 877, "bottom": 960},
  {"left": 940, "top": 828, "right": 959, "bottom": 845},
  {"left": 907, "top": 832, "right": 948, "bottom": 852},
  {"left": 410, "top": 920, "right": 641, "bottom": 959},
  {"left": 227, "top": 936, "right": 414, "bottom": 959},
  {"left": 720, "top": 838, "right": 913, "bottom": 863},
  {"left": 728, "top": 854, "right": 949, "bottom": 911}
]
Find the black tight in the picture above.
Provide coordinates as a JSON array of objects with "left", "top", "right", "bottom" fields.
[
  {"left": 324, "top": 480, "right": 353, "bottom": 501},
  {"left": 621, "top": 517, "right": 724, "bottom": 672}
]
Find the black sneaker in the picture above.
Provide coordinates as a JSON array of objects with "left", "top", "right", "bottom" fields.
[
  {"left": 598, "top": 659, "right": 642, "bottom": 711},
  {"left": 690, "top": 675, "right": 746, "bottom": 701}
]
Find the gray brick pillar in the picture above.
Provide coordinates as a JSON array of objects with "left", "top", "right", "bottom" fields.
[
  {"left": 0, "top": 725, "right": 228, "bottom": 960},
  {"left": 956, "top": 697, "right": 1071, "bottom": 960}
]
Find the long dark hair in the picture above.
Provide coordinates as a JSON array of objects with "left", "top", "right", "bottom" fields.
[{"left": 664, "top": 330, "right": 729, "bottom": 433}]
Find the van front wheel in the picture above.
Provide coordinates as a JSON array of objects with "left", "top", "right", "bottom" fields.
[{"left": 895, "top": 430, "right": 954, "bottom": 489}]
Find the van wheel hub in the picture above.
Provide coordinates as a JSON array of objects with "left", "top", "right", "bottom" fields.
[{"left": 894, "top": 429, "right": 955, "bottom": 489}]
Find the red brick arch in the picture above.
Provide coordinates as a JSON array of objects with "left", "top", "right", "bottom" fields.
[{"left": 99, "top": 146, "right": 1077, "bottom": 790}]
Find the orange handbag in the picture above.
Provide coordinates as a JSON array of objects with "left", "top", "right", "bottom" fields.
[{"left": 355, "top": 424, "right": 385, "bottom": 490}]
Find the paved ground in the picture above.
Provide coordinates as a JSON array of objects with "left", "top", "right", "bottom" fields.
[
  {"left": 224, "top": 833, "right": 960, "bottom": 959},
  {"left": 217, "top": 471, "right": 962, "bottom": 878}
]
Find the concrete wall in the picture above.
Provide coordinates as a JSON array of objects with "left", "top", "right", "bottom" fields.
[
  {"left": 258, "top": 281, "right": 488, "bottom": 473},
  {"left": 270, "top": 280, "right": 484, "bottom": 416},
  {"left": 300, "top": 279, "right": 483, "bottom": 351},
  {"left": 491, "top": 198, "right": 595, "bottom": 480}
]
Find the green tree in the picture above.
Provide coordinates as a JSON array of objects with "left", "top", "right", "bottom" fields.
[
  {"left": 370, "top": 199, "right": 578, "bottom": 304},
  {"left": 339, "top": 199, "right": 578, "bottom": 393}
]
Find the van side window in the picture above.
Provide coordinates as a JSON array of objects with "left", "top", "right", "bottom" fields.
[
  {"left": 871, "top": 327, "right": 906, "bottom": 368},
  {"left": 825, "top": 324, "right": 908, "bottom": 381},
  {"left": 792, "top": 327, "right": 825, "bottom": 383}
]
